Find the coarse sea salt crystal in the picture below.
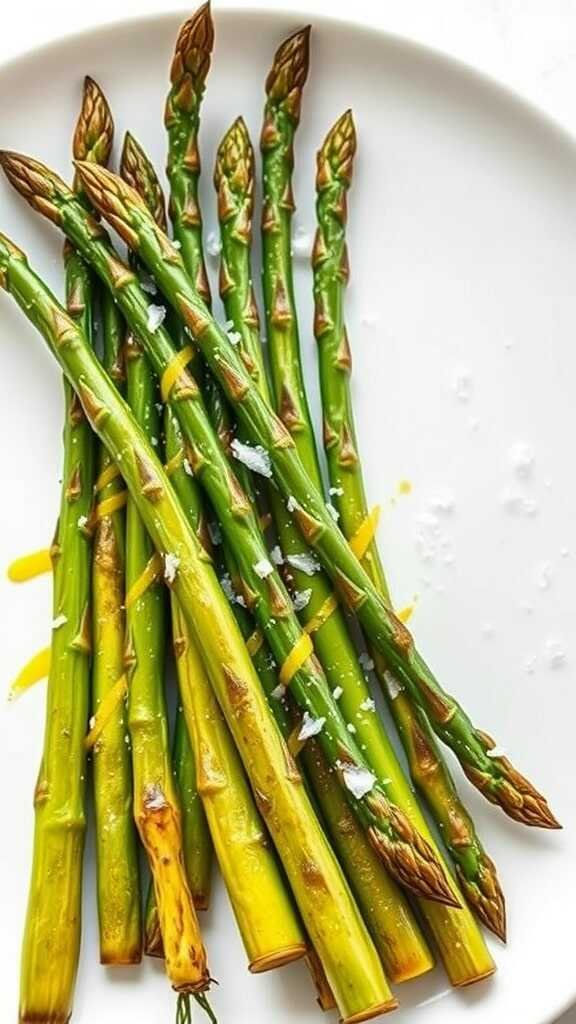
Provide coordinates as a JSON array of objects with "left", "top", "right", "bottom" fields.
[
  {"left": 291, "top": 225, "right": 313, "bottom": 259},
  {"left": 535, "top": 561, "right": 553, "bottom": 591},
  {"left": 140, "top": 275, "right": 157, "bottom": 296},
  {"left": 359, "top": 652, "right": 374, "bottom": 672},
  {"left": 332, "top": 686, "right": 343, "bottom": 700},
  {"left": 271, "top": 683, "right": 286, "bottom": 700},
  {"left": 360, "top": 697, "right": 376, "bottom": 712},
  {"left": 230, "top": 438, "right": 273, "bottom": 478},
  {"left": 384, "top": 671, "right": 402, "bottom": 700},
  {"left": 77, "top": 514, "right": 88, "bottom": 529},
  {"left": 500, "top": 490, "right": 539, "bottom": 518},
  {"left": 347, "top": 722, "right": 356, "bottom": 734},
  {"left": 451, "top": 366, "right": 472, "bottom": 402},
  {"left": 146, "top": 304, "right": 166, "bottom": 333},
  {"left": 486, "top": 745, "right": 506, "bottom": 759},
  {"left": 164, "top": 552, "right": 180, "bottom": 583},
  {"left": 172, "top": 239, "right": 182, "bottom": 250},
  {"left": 270, "top": 545, "right": 284, "bottom": 566},
  {"left": 298, "top": 711, "right": 326, "bottom": 741},
  {"left": 545, "top": 637, "right": 566, "bottom": 670},
  {"left": 329, "top": 486, "right": 344, "bottom": 496},
  {"left": 508, "top": 442, "right": 534, "bottom": 479},
  {"left": 326, "top": 502, "right": 340, "bottom": 521},
  {"left": 286, "top": 552, "right": 320, "bottom": 576},
  {"left": 341, "top": 763, "right": 377, "bottom": 799},
  {"left": 292, "top": 589, "right": 312, "bottom": 611},
  {"left": 287, "top": 495, "right": 298, "bottom": 512},
  {"left": 183, "top": 458, "right": 194, "bottom": 477},
  {"left": 206, "top": 231, "right": 222, "bottom": 258},
  {"left": 227, "top": 329, "right": 242, "bottom": 346},
  {"left": 52, "top": 613, "right": 67, "bottom": 630},
  {"left": 253, "top": 558, "right": 273, "bottom": 579}
]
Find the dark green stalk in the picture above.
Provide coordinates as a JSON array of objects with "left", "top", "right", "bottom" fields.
[
  {"left": 313, "top": 110, "right": 507, "bottom": 941},
  {"left": 0, "top": 231, "right": 394, "bottom": 1021},
  {"left": 68, "top": 155, "right": 560, "bottom": 837}
]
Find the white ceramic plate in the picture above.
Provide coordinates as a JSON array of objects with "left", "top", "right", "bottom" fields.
[{"left": 0, "top": 7, "right": 575, "bottom": 1024}]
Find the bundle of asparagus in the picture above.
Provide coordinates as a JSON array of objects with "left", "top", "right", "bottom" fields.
[{"left": 1, "top": 4, "right": 560, "bottom": 1022}]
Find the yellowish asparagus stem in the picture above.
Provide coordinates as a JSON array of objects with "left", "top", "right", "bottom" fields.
[{"left": 172, "top": 599, "right": 307, "bottom": 972}]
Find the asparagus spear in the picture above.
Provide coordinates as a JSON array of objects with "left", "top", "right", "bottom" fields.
[
  {"left": 122, "top": 131, "right": 306, "bottom": 973},
  {"left": 0, "top": 233, "right": 397, "bottom": 1022},
  {"left": 118, "top": 132, "right": 209, "bottom": 990},
  {"left": 0, "top": 156, "right": 457, "bottom": 908},
  {"left": 66, "top": 156, "right": 560, "bottom": 836},
  {"left": 17, "top": 209, "right": 95, "bottom": 1024},
  {"left": 215, "top": 117, "right": 435, "bottom": 983},
  {"left": 165, "top": 3, "right": 213, "bottom": 308},
  {"left": 221, "top": 115, "right": 494, "bottom": 985},
  {"left": 313, "top": 110, "right": 507, "bottom": 941},
  {"left": 72, "top": 79, "right": 142, "bottom": 965}
]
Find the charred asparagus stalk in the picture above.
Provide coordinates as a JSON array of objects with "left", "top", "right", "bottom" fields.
[
  {"left": 0, "top": 231, "right": 397, "bottom": 1022},
  {"left": 215, "top": 116, "right": 434, "bottom": 983},
  {"left": 73, "top": 79, "right": 142, "bottom": 965},
  {"left": 313, "top": 109, "right": 507, "bottom": 941},
  {"left": 63, "top": 154, "right": 560, "bottom": 838},
  {"left": 118, "top": 132, "right": 209, "bottom": 991},
  {"left": 123, "top": 132, "right": 306, "bottom": 973}
]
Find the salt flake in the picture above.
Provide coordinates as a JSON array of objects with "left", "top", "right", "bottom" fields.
[
  {"left": 342, "top": 763, "right": 377, "bottom": 799},
  {"left": 298, "top": 711, "right": 326, "bottom": 741},
  {"left": 230, "top": 438, "right": 272, "bottom": 478},
  {"left": 286, "top": 553, "right": 320, "bottom": 576},
  {"left": 384, "top": 671, "right": 402, "bottom": 700},
  {"left": 146, "top": 304, "right": 166, "bottom": 333},
  {"left": 52, "top": 613, "right": 67, "bottom": 630},
  {"left": 292, "top": 589, "right": 312, "bottom": 611},
  {"left": 164, "top": 552, "right": 180, "bottom": 583},
  {"left": 359, "top": 697, "right": 376, "bottom": 712},
  {"left": 253, "top": 558, "right": 273, "bottom": 579},
  {"left": 270, "top": 545, "right": 284, "bottom": 566}
]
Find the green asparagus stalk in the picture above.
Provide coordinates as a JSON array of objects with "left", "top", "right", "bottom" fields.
[
  {"left": 220, "top": 113, "right": 493, "bottom": 986},
  {"left": 122, "top": 132, "right": 306, "bottom": 974},
  {"left": 0, "top": 155, "right": 457, "bottom": 908},
  {"left": 165, "top": 3, "right": 213, "bottom": 307},
  {"left": 17, "top": 198, "right": 95, "bottom": 1024},
  {"left": 72, "top": 79, "right": 142, "bottom": 965},
  {"left": 66, "top": 155, "right": 560, "bottom": 837},
  {"left": 215, "top": 117, "right": 434, "bottom": 984},
  {"left": 0, "top": 232, "right": 397, "bottom": 1022},
  {"left": 118, "top": 132, "right": 209, "bottom": 991},
  {"left": 313, "top": 109, "right": 507, "bottom": 941}
]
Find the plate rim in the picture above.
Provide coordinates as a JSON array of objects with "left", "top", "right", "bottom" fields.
[{"left": 0, "top": 7, "right": 573, "bottom": 1024}]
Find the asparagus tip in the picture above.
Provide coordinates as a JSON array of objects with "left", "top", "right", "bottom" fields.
[
  {"left": 265, "top": 24, "right": 312, "bottom": 106},
  {"left": 119, "top": 131, "right": 167, "bottom": 230},
  {"left": 73, "top": 75, "right": 114, "bottom": 168},
  {"left": 171, "top": 1, "right": 215, "bottom": 94}
]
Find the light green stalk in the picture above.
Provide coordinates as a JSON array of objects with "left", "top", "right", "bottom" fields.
[{"left": 0, "top": 232, "right": 396, "bottom": 1022}]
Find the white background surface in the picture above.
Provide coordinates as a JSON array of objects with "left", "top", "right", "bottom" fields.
[{"left": 0, "top": 2, "right": 575, "bottom": 1023}]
